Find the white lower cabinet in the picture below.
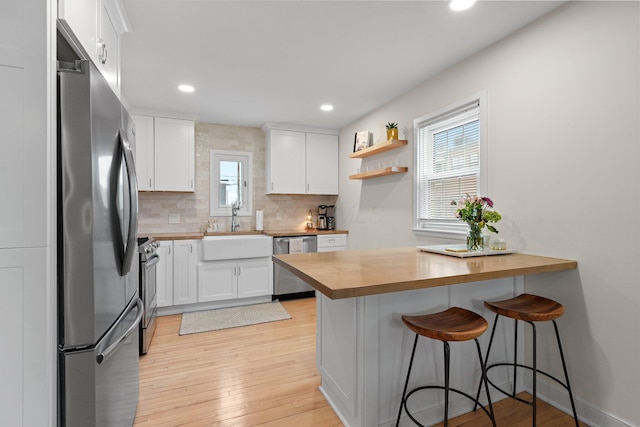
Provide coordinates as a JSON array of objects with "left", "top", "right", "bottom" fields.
[
  {"left": 155, "top": 239, "right": 198, "bottom": 307},
  {"left": 237, "top": 258, "right": 273, "bottom": 298},
  {"left": 173, "top": 240, "right": 198, "bottom": 305},
  {"left": 198, "top": 261, "right": 237, "bottom": 302},
  {"left": 156, "top": 240, "right": 173, "bottom": 307},
  {"left": 317, "top": 234, "right": 348, "bottom": 252},
  {"left": 198, "top": 258, "right": 273, "bottom": 302}
]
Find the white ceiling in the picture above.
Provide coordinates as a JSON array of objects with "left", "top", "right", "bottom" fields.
[{"left": 120, "top": 0, "right": 563, "bottom": 129}]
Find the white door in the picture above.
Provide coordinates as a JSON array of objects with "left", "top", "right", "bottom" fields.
[
  {"left": 0, "top": 0, "right": 52, "bottom": 424},
  {"left": 154, "top": 118, "right": 195, "bottom": 192},
  {"left": 173, "top": 240, "right": 197, "bottom": 305},
  {"left": 58, "top": 0, "right": 98, "bottom": 64},
  {"left": 268, "top": 130, "right": 306, "bottom": 194},
  {"left": 156, "top": 241, "right": 173, "bottom": 307},
  {"left": 131, "top": 115, "right": 154, "bottom": 191},
  {"left": 97, "top": 0, "right": 119, "bottom": 94},
  {"left": 198, "top": 261, "right": 237, "bottom": 302},
  {"left": 306, "top": 133, "right": 338, "bottom": 195},
  {"left": 237, "top": 259, "right": 272, "bottom": 298}
]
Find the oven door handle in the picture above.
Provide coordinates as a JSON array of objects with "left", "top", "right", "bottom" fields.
[{"left": 144, "top": 253, "right": 160, "bottom": 269}]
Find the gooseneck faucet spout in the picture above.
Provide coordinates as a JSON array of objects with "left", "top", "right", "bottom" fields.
[{"left": 231, "top": 202, "right": 240, "bottom": 232}]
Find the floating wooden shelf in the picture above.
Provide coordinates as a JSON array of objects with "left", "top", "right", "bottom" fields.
[
  {"left": 349, "top": 166, "right": 408, "bottom": 180},
  {"left": 349, "top": 139, "right": 408, "bottom": 159}
]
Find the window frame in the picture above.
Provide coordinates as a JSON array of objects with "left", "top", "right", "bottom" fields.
[
  {"left": 412, "top": 91, "right": 488, "bottom": 238},
  {"left": 209, "top": 149, "right": 253, "bottom": 217}
]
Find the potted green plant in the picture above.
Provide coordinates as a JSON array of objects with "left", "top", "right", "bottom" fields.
[{"left": 385, "top": 122, "right": 398, "bottom": 141}]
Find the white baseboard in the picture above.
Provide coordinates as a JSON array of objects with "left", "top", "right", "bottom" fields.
[{"left": 522, "top": 372, "right": 637, "bottom": 427}]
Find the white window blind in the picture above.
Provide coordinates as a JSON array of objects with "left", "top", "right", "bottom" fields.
[{"left": 414, "top": 94, "right": 486, "bottom": 235}]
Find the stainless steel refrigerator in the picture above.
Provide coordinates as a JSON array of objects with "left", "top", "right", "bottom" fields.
[{"left": 57, "top": 54, "right": 142, "bottom": 426}]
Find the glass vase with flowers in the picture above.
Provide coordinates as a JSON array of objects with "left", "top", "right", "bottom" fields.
[{"left": 451, "top": 195, "right": 502, "bottom": 251}]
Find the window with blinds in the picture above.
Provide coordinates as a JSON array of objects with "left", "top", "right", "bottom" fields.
[{"left": 414, "top": 93, "right": 487, "bottom": 234}]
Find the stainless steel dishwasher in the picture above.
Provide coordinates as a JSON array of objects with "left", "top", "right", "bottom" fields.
[{"left": 273, "top": 235, "right": 317, "bottom": 300}]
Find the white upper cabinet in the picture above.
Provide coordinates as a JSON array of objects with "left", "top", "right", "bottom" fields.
[
  {"left": 154, "top": 117, "right": 195, "bottom": 192},
  {"left": 306, "top": 132, "right": 339, "bottom": 195},
  {"left": 58, "top": 0, "right": 130, "bottom": 95},
  {"left": 58, "top": 0, "right": 98, "bottom": 64},
  {"left": 96, "top": 0, "right": 120, "bottom": 93},
  {"left": 268, "top": 130, "right": 307, "bottom": 194},
  {"left": 264, "top": 125, "right": 339, "bottom": 195},
  {"left": 132, "top": 115, "right": 195, "bottom": 192},
  {"left": 131, "top": 114, "right": 154, "bottom": 191}
]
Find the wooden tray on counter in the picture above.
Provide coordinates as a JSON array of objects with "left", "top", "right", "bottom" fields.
[{"left": 417, "top": 244, "right": 516, "bottom": 258}]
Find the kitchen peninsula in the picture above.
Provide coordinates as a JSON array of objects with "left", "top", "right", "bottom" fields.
[{"left": 273, "top": 247, "right": 577, "bottom": 427}]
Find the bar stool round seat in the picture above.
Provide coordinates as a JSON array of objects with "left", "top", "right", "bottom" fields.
[
  {"left": 484, "top": 293, "right": 565, "bottom": 322},
  {"left": 475, "top": 293, "right": 580, "bottom": 427},
  {"left": 396, "top": 307, "right": 496, "bottom": 427}
]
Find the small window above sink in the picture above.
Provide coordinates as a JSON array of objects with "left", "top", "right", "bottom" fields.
[{"left": 210, "top": 149, "right": 252, "bottom": 217}]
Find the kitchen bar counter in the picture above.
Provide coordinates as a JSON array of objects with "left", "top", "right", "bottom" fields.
[
  {"left": 272, "top": 247, "right": 577, "bottom": 427},
  {"left": 272, "top": 247, "right": 576, "bottom": 299}
]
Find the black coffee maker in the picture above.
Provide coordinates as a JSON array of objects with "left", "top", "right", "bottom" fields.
[
  {"left": 327, "top": 205, "right": 335, "bottom": 230},
  {"left": 317, "top": 205, "right": 328, "bottom": 230}
]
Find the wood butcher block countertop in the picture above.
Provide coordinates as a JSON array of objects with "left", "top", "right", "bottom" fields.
[
  {"left": 263, "top": 229, "right": 349, "bottom": 237},
  {"left": 146, "top": 232, "right": 205, "bottom": 241},
  {"left": 142, "top": 230, "right": 349, "bottom": 240},
  {"left": 272, "top": 247, "right": 577, "bottom": 300}
]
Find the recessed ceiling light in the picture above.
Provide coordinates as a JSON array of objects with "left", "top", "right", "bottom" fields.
[
  {"left": 178, "top": 84, "right": 195, "bottom": 93},
  {"left": 320, "top": 104, "right": 334, "bottom": 112},
  {"left": 450, "top": 0, "right": 476, "bottom": 11}
]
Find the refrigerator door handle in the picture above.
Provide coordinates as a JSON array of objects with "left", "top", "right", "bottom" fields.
[
  {"left": 120, "top": 129, "right": 139, "bottom": 276},
  {"left": 96, "top": 297, "right": 143, "bottom": 364}
]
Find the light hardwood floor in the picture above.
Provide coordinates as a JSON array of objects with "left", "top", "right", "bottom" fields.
[{"left": 134, "top": 297, "right": 586, "bottom": 426}]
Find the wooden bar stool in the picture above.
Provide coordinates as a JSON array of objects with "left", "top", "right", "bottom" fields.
[
  {"left": 474, "top": 293, "right": 579, "bottom": 426},
  {"left": 395, "top": 307, "right": 496, "bottom": 427}
]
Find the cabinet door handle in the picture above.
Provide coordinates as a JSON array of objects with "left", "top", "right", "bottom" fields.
[
  {"left": 271, "top": 183, "right": 274, "bottom": 191},
  {"left": 307, "top": 183, "right": 310, "bottom": 192},
  {"left": 190, "top": 179, "right": 193, "bottom": 188},
  {"left": 98, "top": 39, "right": 108, "bottom": 64},
  {"left": 189, "top": 244, "right": 193, "bottom": 253},
  {"left": 149, "top": 178, "right": 152, "bottom": 187},
  {"left": 233, "top": 266, "right": 237, "bottom": 276},
  {"left": 238, "top": 266, "right": 241, "bottom": 276}
]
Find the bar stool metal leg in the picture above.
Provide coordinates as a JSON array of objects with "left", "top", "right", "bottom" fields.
[
  {"left": 396, "top": 334, "right": 419, "bottom": 427},
  {"left": 553, "top": 320, "right": 579, "bottom": 427},
  {"left": 475, "top": 312, "right": 580, "bottom": 427},
  {"left": 474, "top": 313, "right": 499, "bottom": 411},
  {"left": 397, "top": 307, "right": 496, "bottom": 427},
  {"left": 530, "top": 321, "right": 537, "bottom": 427},
  {"left": 443, "top": 342, "right": 450, "bottom": 427},
  {"left": 474, "top": 338, "right": 496, "bottom": 424},
  {"left": 396, "top": 336, "right": 496, "bottom": 427},
  {"left": 513, "top": 318, "right": 519, "bottom": 398}
]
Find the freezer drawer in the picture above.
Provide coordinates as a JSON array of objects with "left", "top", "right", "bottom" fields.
[{"left": 59, "top": 297, "right": 142, "bottom": 427}]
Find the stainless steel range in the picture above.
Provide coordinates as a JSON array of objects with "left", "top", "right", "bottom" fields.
[{"left": 138, "top": 237, "right": 159, "bottom": 355}]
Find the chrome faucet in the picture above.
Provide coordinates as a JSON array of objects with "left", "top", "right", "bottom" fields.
[{"left": 231, "top": 202, "right": 240, "bottom": 232}]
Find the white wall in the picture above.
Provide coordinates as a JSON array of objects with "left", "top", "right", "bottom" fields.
[{"left": 337, "top": 2, "right": 639, "bottom": 425}]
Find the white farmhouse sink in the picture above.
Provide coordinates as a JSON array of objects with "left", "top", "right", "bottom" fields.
[{"left": 201, "top": 234, "right": 272, "bottom": 260}]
